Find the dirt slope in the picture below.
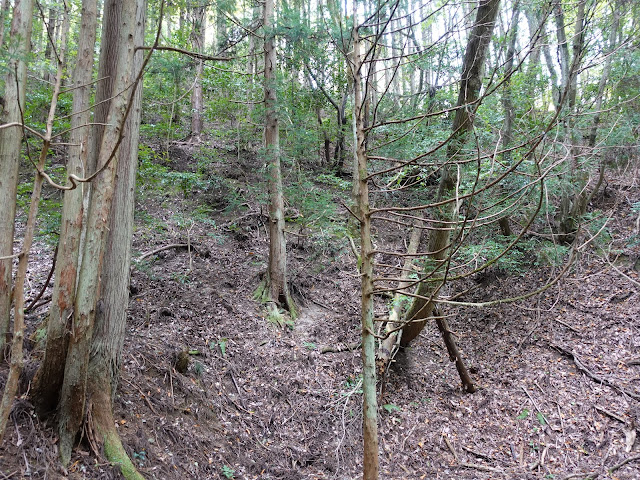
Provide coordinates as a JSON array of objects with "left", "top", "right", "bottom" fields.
[{"left": 1, "top": 147, "right": 639, "bottom": 480}]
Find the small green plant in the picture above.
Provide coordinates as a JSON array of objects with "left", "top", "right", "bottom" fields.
[
  {"left": 458, "top": 238, "right": 528, "bottom": 274},
  {"left": 133, "top": 260, "right": 159, "bottom": 281},
  {"left": 133, "top": 450, "right": 146, "bottom": 466},
  {"left": 267, "top": 308, "right": 294, "bottom": 330},
  {"left": 221, "top": 465, "right": 235, "bottom": 479},
  {"left": 535, "top": 243, "right": 569, "bottom": 267},
  {"left": 516, "top": 409, "right": 530, "bottom": 420},
  {"left": 383, "top": 403, "right": 401, "bottom": 413},
  {"left": 343, "top": 374, "right": 363, "bottom": 393},
  {"left": 210, "top": 338, "right": 228, "bottom": 357},
  {"left": 536, "top": 412, "right": 547, "bottom": 426},
  {"left": 303, "top": 341, "right": 316, "bottom": 350},
  {"left": 171, "top": 271, "right": 190, "bottom": 284}
]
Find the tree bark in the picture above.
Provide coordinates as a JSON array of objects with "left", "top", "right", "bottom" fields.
[
  {"left": 190, "top": 2, "right": 206, "bottom": 138},
  {"left": 32, "top": 0, "right": 99, "bottom": 416},
  {"left": 263, "top": 0, "right": 295, "bottom": 315},
  {"left": 501, "top": 0, "right": 520, "bottom": 160},
  {"left": 399, "top": 0, "right": 501, "bottom": 363},
  {"left": 0, "top": 0, "right": 10, "bottom": 51},
  {"left": 0, "top": 0, "right": 35, "bottom": 351},
  {"left": 555, "top": 0, "right": 587, "bottom": 237},
  {"left": 587, "top": 3, "right": 620, "bottom": 149},
  {"left": 57, "top": 0, "right": 137, "bottom": 464},
  {"left": 43, "top": 7, "right": 58, "bottom": 83},
  {"left": 85, "top": 2, "right": 146, "bottom": 477},
  {"left": 0, "top": 0, "right": 66, "bottom": 444},
  {"left": 353, "top": 22, "right": 379, "bottom": 480}
]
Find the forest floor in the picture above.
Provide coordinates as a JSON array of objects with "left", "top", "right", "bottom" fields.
[{"left": 2, "top": 138, "right": 640, "bottom": 480}]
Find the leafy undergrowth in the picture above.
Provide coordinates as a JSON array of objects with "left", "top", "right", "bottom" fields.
[{"left": 1, "top": 142, "right": 640, "bottom": 479}]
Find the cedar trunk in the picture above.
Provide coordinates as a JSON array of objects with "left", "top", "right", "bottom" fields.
[
  {"left": 353, "top": 24, "right": 380, "bottom": 479},
  {"left": 263, "top": 0, "right": 295, "bottom": 314},
  {"left": 191, "top": 3, "right": 206, "bottom": 138},
  {"left": 0, "top": 0, "right": 34, "bottom": 351},
  {"left": 86, "top": 3, "right": 146, "bottom": 477},
  {"left": 57, "top": 0, "right": 138, "bottom": 464},
  {"left": 32, "top": 0, "right": 99, "bottom": 415}
]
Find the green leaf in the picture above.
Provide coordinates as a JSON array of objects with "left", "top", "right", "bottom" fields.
[
  {"left": 383, "top": 403, "right": 401, "bottom": 413},
  {"left": 303, "top": 341, "right": 316, "bottom": 350},
  {"left": 516, "top": 409, "right": 529, "bottom": 420},
  {"left": 536, "top": 412, "right": 547, "bottom": 425},
  {"left": 219, "top": 338, "right": 228, "bottom": 357}
]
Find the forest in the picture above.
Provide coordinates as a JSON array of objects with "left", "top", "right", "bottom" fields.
[{"left": 1, "top": 0, "right": 640, "bottom": 478}]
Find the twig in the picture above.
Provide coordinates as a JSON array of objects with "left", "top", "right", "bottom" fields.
[
  {"left": 551, "top": 316, "right": 580, "bottom": 333},
  {"left": 606, "top": 251, "right": 640, "bottom": 288},
  {"left": 135, "top": 243, "right": 200, "bottom": 263},
  {"left": 121, "top": 377, "right": 158, "bottom": 415},
  {"left": 136, "top": 45, "right": 229, "bottom": 61},
  {"left": 550, "top": 343, "right": 640, "bottom": 401},
  {"left": 227, "top": 369, "right": 246, "bottom": 409},
  {"left": 609, "top": 454, "right": 640, "bottom": 473},
  {"left": 594, "top": 405, "right": 626, "bottom": 423},
  {"left": 517, "top": 320, "right": 541, "bottom": 350},
  {"left": 25, "top": 244, "right": 57, "bottom": 312},
  {"left": 320, "top": 341, "right": 361, "bottom": 354},
  {"left": 307, "top": 296, "right": 337, "bottom": 312},
  {"left": 443, "top": 433, "right": 459, "bottom": 462},
  {"left": 400, "top": 424, "right": 418, "bottom": 452},
  {"left": 460, "top": 462, "right": 504, "bottom": 474},
  {"left": 186, "top": 221, "right": 194, "bottom": 271},
  {"left": 521, "top": 386, "right": 558, "bottom": 431},
  {"left": 561, "top": 472, "right": 598, "bottom": 480},
  {"left": 462, "top": 445, "right": 495, "bottom": 462}
]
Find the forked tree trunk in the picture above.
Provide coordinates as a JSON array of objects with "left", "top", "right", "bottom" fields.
[
  {"left": 57, "top": 0, "right": 137, "bottom": 464},
  {"left": 397, "top": 0, "right": 501, "bottom": 392},
  {"left": 263, "top": 0, "right": 295, "bottom": 315},
  {"left": 0, "top": 0, "right": 35, "bottom": 352},
  {"left": 32, "top": 0, "right": 99, "bottom": 415}
]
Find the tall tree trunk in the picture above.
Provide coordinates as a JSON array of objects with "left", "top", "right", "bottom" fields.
[
  {"left": 262, "top": 0, "right": 295, "bottom": 315},
  {"left": 216, "top": 0, "right": 229, "bottom": 52},
  {"left": 501, "top": 0, "right": 520, "bottom": 161},
  {"left": 0, "top": 0, "right": 10, "bottom": 51},
  {"left": 0, "top": 0, "right": 67, "bottom": 444},
  {"left": 587, "top": 3, "right": 620, "bottom": 149},
  {"left": 353, "top": 20, "right": 379, "bottom": 480},
  {"left": 43, "top": 7, "right": 57, "bottom": 82},
  {"left": 398, "top": 0, "right": 501, "bottom": 390},
  {"left": 190, "top": 2, "right": 206, "bottom": 138},
  {"left": 85, "top": 2, "right": 146, "bottom": 477},
  {"left": 32, "top": 0, "right": 99, "bottom": 416},
  {"left": 57, "top": 0, "right": 137, "bottom": 465},
  {"left": 555, "top": 0, "right": 587, "bottom": 236},
  {"left": 0, "top": 0, "right": 35, "bottom": 351},
  {"left": 335, "top": 92, "right": 349, "bottom": 173}
]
